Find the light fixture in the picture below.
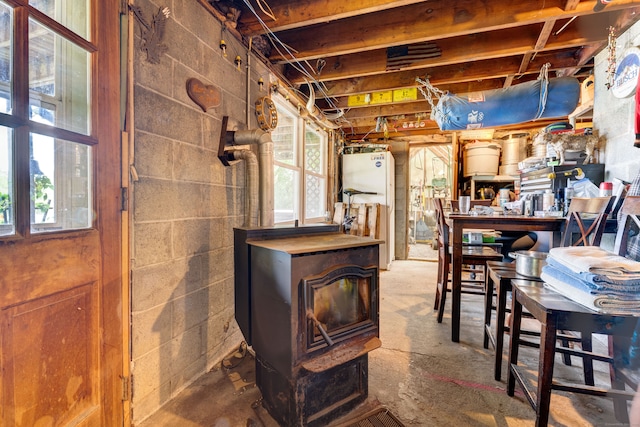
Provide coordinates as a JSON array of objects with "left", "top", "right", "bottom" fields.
[
  {"left": 219, "top": 39, "right": 227, "bottom": 57},
  {"left": 235, "top": 55, "right": 242, "bottom": 71},
  {"left": 258, "top": 77, "right": 264, "bottom": 91}
]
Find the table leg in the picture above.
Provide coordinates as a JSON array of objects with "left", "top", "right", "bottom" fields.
[
  {"left": 494, "top": 278, "right": 508, "bottom": 381},
  {"left": 535, "top": 314, "right": 557, "bottom": 427},
  {"left": 451, "top": 223, "right": 463, "bottom": 342},
  {"left": 483, "top": 271, "right": 494, "bottom": 349},
  {"left": 507, "top": 290, "right": 523, "bottom": 396},
  {"left": 611, "top": 334, "right": 632, "bottom": 423},
  {"left": 580, "top": 331, "right": 594, "bottom": 386}
]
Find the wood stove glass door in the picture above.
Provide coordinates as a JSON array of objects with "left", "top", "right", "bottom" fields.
[{"left": 304, "top": 265, "right": 378, "bottom": 350}]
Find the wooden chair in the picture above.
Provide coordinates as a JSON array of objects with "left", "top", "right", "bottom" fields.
[
  {"left": 433, "top": 198, "right": 503, "bottom": 323},
  {"left": 484, "top": 196, "right": 612, "bottom": 381},
  {"left": 505, "top": 196, "right": 640, "bottom": 425},
  {"left": 607, "top": 196, "right": 640, "bottom": 422}
]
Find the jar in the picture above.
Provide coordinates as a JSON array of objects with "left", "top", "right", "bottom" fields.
[
  {"left": 564, "top": 185, "right": 574, "bottom": 215},
  {"left": 543, "top": 190, "right": 554, "bottom": 211},
  {"left": 599, "top": 182, "right": 613, "bottom": 197}
]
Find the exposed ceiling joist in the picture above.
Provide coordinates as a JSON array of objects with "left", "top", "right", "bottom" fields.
[{"left": 200, "top": 0, "right": 640, "bottom": 139}]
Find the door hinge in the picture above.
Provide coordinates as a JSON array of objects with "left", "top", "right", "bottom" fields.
[
  {"left": 121, "top": 375, "right": 132, "bottom": 401},
  {"left": 121, "top": 187, "right": 129, "bottom": 212}
]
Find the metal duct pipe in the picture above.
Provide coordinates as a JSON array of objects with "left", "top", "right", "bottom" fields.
[
  {"left": 227, "top": 149, "right": 259, "bottom": 227},
  {"left": 230, "top": 129, "right": 274, "bottom": 227}
]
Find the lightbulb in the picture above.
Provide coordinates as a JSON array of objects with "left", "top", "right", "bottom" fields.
[{"left": 219, "top": 40, "right": 227, "bottom": 57}]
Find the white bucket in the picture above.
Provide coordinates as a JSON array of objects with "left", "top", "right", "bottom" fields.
[{"left": 463, "top": 141, "right": 501, "bottom": 176}]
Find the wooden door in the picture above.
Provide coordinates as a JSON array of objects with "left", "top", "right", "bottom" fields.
[{"left": 0, "top": 1, "right": 124, "bottom": 426}]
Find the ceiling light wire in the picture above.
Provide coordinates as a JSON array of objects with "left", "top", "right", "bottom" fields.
[{"left": 241, "top": 0, "right": 341, "bottom": 111}]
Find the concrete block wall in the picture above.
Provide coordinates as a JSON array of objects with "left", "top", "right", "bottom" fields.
[
  {"left": 130, "top": 0, "right": 270, "bottom": 422},
  {"left": 593, "top": 19, "right": 640, "bottom": 182}
]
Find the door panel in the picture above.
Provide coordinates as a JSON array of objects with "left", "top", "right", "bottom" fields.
[
  {"left": 0, "top": 1, "right": 123, "bottom": 426},
  {"left": 2, "top": 282, "right": 100, "bottom": 426},
  {"left": 0, "top": 232, "right": 100, "bottom": 305}
]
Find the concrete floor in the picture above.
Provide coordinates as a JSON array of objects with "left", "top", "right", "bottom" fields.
[{"left": 138, "top": 253, "right": 634, "bottom": 427}]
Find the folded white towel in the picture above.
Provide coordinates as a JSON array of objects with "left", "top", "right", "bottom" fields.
[
  {"left": 541, "top": 271, "right": 640, "bottom": 314},
  {"left": 548, "top": 246, "right": 640, "bottom": 277}
]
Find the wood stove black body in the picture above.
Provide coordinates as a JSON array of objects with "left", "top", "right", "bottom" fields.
[{"left": 234, "top": 226, "right": 381, "bottom": 426}]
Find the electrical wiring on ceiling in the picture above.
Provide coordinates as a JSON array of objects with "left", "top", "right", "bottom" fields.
[{"left": 240, "top": 0, "right": 346, "bottom": 118}]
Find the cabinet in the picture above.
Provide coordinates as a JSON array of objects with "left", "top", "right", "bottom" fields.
[{"left": 463, "top": 175, "right": 519, "bottom": 201}]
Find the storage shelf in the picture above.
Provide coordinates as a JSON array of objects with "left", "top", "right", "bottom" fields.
[
  {"left": 468, "top": 175, "right": 519, "bottom": 182},
  {"left": 464, "top": 175, "right": 518, "bottom": 201},
  {"left": 568, "top": 101, "right": 593, "bottom": 124}
]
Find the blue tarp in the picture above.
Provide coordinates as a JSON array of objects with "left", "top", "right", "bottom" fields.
[{"left": 431, "top": 77, "right": 581, "bottom": 131}]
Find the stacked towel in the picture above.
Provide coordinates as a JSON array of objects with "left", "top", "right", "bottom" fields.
[
  {"left": 548, "top": 246, "right": 640, "bottom": 277},
  {"left": 541, "top": 246, "right": 640, "bottom": 314},
  {"left": 541, "top": 266, "right": 640, "bottom": 314},
  {"left": 546, "top": 257, "right": 640, "bottom": 293}
]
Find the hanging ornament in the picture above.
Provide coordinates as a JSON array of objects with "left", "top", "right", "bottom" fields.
[{"left": 606, "top": 26, "right": 617, "bottom": 90}]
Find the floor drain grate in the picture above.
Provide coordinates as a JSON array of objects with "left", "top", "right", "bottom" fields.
[{"left": 341, "top": 407, "right": 405, "bottom": 427}]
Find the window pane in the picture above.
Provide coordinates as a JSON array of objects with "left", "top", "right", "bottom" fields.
[
  {"left": 274, "top": 165, "right": 298, "bottom": 223},
  {"left": 272, "top": 113, "right": 295, "bottom": 166},
  {"left": 29, "top": 18, "right": 91, "bottom": 135},
  {"left": 30, "top": 133, "right": 92, "bottom": 233},
  {"left": 305, "top": 129, "right": 324, "bottom": 174},
  {"left": 30, "top": 0, "right": 89, "bottom": 39},
  {"left": 0, "top": 125, "right": 14, "bottom": 236},
  {"left": 0, "top": 2, "right": 11, "bottom": 113},
  {"left": 305, "top": 174, "right": 326, "bottom": 219}
]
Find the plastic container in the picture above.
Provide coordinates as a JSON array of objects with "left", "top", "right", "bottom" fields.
[
  {"left": 543, "top": 190, "right": 554, "bottom": 211},
  {"left": 463, "top": 141, "right": 501, "bottom": 176},
  {"left": 599, "top": 182, "right": 613, "bottom": 197}
]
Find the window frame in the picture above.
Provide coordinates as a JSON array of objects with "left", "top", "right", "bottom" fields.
[
  {"left": 271, "top": 93, "right": 329, "bottom": 225},
  {"left": 0, "top": 0, "right": 97, "bottom": 239}
]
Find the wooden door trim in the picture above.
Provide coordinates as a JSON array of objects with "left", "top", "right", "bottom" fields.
[{"left": 94, "top": 0, "right": 125, "bottom": 424}]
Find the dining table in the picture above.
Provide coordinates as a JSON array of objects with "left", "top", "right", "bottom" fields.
[{"left": 446, "top": 213, "right": 565, "bottom": 343}]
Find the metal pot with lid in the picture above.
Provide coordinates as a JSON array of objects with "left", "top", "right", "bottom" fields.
[
  {"left": 476, "top": 187, "right": 496, "bottom": 201},
  {"left": 509, "top": 250, "right": 547, "bottom": 278}
]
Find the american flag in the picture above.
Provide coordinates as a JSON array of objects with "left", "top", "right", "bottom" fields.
[{"left": 386, "top": 42, "right": 441, "bottom": 71}]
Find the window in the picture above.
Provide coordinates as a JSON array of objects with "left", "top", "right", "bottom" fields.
[
  {"left": 0, "top": 0, "right": 94, "bottom": 237},
  {"left": 271, "top": 95, "right": 328, "bottom": 224}
]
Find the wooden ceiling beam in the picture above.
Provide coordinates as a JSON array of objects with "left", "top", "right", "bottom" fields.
[
  {"left": 237, "top": 0, "right": 429, "bottom": 35},
  {"left": 564, "top": 0, "right": 582, "bottom": 10},
  {"left": 315, "top": 51, "right": 591, "bottom": 98},
  {"left": 268, "top": 0, "right": 640, "bottom": 63},
  {"left": 343, "top": 117, "right": 564, "bottom": 141},
  {"left": 341, "top": 100, "right": 433, "bottom": 120},
  {"left": 535, "top": 19, "right": 557, "bottom": 50},
  {"left": 556, "top": 6, "right": 640, "bottom": 77},
  {"left": 320, "top": 79, "right": 509, "bottom": 110},
  {"left": 284, "top": 14, "right": 610, "bottom": 84}
]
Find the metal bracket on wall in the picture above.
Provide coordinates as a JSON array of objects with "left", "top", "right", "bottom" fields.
[{"left": 218, "top": 116, "right": 235, "bottom": 166}]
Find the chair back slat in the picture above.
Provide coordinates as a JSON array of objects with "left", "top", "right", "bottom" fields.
[
  {"left": 560, "top": 197, "right": 612, "bottom": 247},
  {"left": 613, "top": 196, "right": 640, "bottom": 256},
  {"left": 433, "top": 198, "right": 448, "bottom": 248}
]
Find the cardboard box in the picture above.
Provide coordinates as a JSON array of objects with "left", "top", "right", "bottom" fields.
[{"left": 463, "top": 231, "right": 483, "bottom": 244}]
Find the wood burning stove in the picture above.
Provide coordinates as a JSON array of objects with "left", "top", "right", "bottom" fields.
[{"left": 234, "top": 225, "right": 381, "bottom": 426}]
